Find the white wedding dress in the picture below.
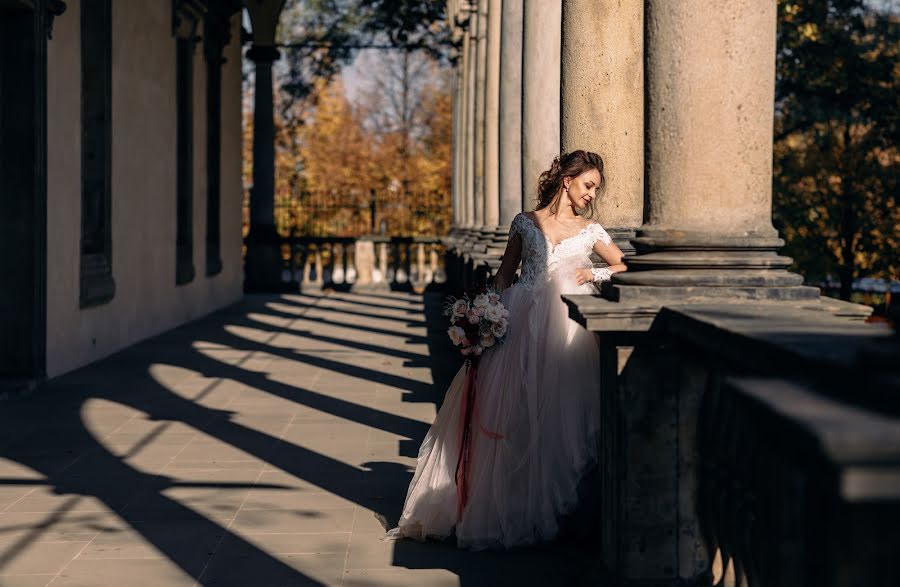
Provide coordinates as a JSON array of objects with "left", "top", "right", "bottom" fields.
[{"left": 389, "top": 212, "right": 610, "bottom": 549}]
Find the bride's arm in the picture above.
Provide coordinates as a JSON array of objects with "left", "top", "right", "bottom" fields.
[
  {"left": 594, "top": 240, "right": 627, "bottom": 274},
  {"left": 492, "top": 231, "right": 523, "bottom": 292},
  {"left": 575, "top": 240, "right": 627, "bottom": 285}
]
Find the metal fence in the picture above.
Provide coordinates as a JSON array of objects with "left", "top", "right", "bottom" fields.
[{"left": 274, "top": 190, "right": 450, "bottom": 238}]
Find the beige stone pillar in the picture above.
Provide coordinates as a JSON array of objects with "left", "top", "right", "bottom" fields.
[
  {"left": 473, "top": 4, "right": 487, "bottom": 229},
  {"left": 354, "top": 239, "right": 375, "bottom": 286},
  {"left": 561, "top": 0, "right": 643, "bottom": 229},
  {"left": 464, "top": 21, "right": 477, "bottom": 229},
  {"left": 498, "top": 0, "right": 523, "bottom": 226},
  {"left": 450, "top": 50, "right": 462, "bottom": 228},
  {"left": 483, "top": 0, "right": 502, "bottom": 231},
  {"left": 613, "top": 0, "right": 810, "bottom": 301},
  {"left": 521, "top": 0, "right": 561, "bottom": 212}
]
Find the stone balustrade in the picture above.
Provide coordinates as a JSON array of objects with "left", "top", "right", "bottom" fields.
[
  {"left": 272, "top": 235, "right": 446, "bottom": 292},
  {"left": 562, "top": 300, "right": 898, "bottom": 585}
]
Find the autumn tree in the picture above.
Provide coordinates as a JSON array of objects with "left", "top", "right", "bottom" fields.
[
  {"left": 357, "top": 50, "right": 452, "bottom": 235},
  {"left": 773, "top": 0, "right": 899, "bottom": 300},
  {"left": 242, "top": 2, "right": 453, "bottom": 238},
  {"left": 294, "top": 78, "right": 377, "bottom": 236}
]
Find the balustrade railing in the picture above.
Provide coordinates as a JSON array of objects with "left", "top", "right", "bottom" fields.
[
  {"left": 698, "top": 372, "right": 900, "bottom": 587},
  {"left": 276, "top": 235, "right": 447, "bottom": 290},
  {"left": 560, "top": 297, "right": 897, "bottom": 586}
]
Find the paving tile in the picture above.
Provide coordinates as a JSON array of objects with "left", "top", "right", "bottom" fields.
[
  {"left": 0, "top": 512, "right": 128, "bottom": 542},
  {"left": 77, "top": 520, "right": 225, "bottom": 560},
  {"left": 119, "top": 488, "right": 248, "bottom": 523},
  {"left": 230, "top": 507, "right": 357, "bottom": 534},
  {"left": 242, "top": 484, "right": 357, "bottom": 512},
  {"left": 0, "top": 541, "right": 88, "bottom": 575},
  {"left": 4, "top": 493, "right": 124, "bottom": 515},
  {"left": 199, "top": 551, "right": 346, "bottom": 587},
  {"left": 52, "top": 558, "right": 200, "bottom": 587},
  {"left": 217, "top": 531, "right": 350, "bottom": 555},
  {"left": 341, "top": 568, "right": 460, "bottom": 587},
  {"left": 0, "top": 574, "right": 57, "bottom": 587}
]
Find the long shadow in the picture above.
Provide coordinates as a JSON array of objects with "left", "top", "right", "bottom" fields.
[
  {"left": 268, "top": 326, "right": 429, "bottom": 364},
  {"left": 273, "top": 297, "right": 426, "bottom": 326},
  {"left": 0, "top": 292, "right": 428, "bottom": 585},
  {"left": 0, "top": 390, "right": 326, "bottom": 586},
  {"left": 347, "top": 291, "right": 424, "bottom": 303},
  {"left": 0, "top": 291, "right": 587, "bottom": 586},
  {"left": 231, "top": 311, "right": 429, "bottom": 364},
  {"left": 257, "top": 303, "right": 431, "bottom": 345},
  {"left": 300, "top": 291, "right": 425, "bottom": 313},
  {"left": 195, "top": 311, "right": 437, "bottom": 400}
]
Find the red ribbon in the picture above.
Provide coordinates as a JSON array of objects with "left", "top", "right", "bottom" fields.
[{"left": 455, "top": 358, "right": 478, "bottom": 518}]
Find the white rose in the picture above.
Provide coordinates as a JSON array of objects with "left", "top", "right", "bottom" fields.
[
  {"left": 485, "top": 304, "right": 503, "bottom": 322},
  {"left": 491, "top": 319, "right": 508, "bottom": 337},
  {"left": 487, "top": 292, "right": 501, "bottom": 305},
  {"left": 481, "top": 334, "right": 496, "bottom": 348},
  {"left": 447, "top": 325, "right": 466, "bottom": 346},
  {"left": 452, "top": 299, "right": 470, "bottom": 317},
  {"left": 466, "top": 310, "right": 481, "bottom": 324},
  {"left": 500, "top": 307, "right": 509, "bottom": 318},
  {"left": 473, "top": 294, "right": 489, "bottom": 308}
]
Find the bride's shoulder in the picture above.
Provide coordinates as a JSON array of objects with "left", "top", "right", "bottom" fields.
[
  {"left": 511, "top": 212, "right": 535, "bottom": 231},
  {"left": 584, "top": 221, "right": 612, "bottom": 245}
]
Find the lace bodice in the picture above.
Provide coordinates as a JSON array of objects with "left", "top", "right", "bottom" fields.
[{"left": 509, "top": 212, "right": 612, "bottom": 290}]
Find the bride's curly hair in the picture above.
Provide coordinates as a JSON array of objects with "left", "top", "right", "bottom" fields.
[{"left": 535, "top": 150, "right": 606, "bottom": 216}]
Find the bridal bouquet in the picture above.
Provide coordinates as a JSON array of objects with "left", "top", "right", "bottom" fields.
[{"left": 443, "top": 290, "right": 510, "bottom": 357}]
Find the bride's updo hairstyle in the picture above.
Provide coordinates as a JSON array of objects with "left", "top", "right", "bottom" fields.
[{"left": 536, "top": 150, "right": 605, "bottom": 216}]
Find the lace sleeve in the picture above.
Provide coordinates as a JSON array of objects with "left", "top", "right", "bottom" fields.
[
  {"left": 588, "top": 223, "right": 612, "bottom": 246},
  {"left": 493, "top": 214, "right": 524, "bottom": 291},
  {"left": 509, "top": 213, "right": 526, "bottom": 241},
  {"left": 591, "top": 267, "right": 612, "bottom": 283}
]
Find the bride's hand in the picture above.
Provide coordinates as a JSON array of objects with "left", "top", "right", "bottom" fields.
[{"left": 574, "top": 268, "right": 593, "bottom": 285}]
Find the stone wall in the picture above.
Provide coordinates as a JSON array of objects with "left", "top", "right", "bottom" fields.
[{"left": 45, "top": 1, "right": 243, "bottom": 377}]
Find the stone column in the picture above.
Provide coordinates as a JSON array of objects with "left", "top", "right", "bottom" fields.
[
  {"left": 464, "top": 20, "right": 477, "bottom": 230},
  {"left": 483, "top": 0, "right": 502, "bottom": 239},
  {"left": 450, "top": 51, "right": 461, "bottom": 229},
  {"left": 498, "top": 0, "right": 523, "bottom": 227},
  {"left": 612, "top": 0, "right": 812, "bottom": 302},
  {"left": 472, "top": 4, "right": 486, "bottom": 232},
  {"left": 244, "top": 44, "right": 282, "bottom": 291},
  {"left": 521, "top": 0, "right": 561, "bottom": 212},
  {"left": 243, "top": 0, "right": 286, "bottom": 292},
  {"left": 456, "top": 24, "right": 469, "bottom": 232},
  {"left": 561, "top": 0, "right": 643, "bottom": 230}
]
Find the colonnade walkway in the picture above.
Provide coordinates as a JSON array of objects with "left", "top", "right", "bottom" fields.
[{"left": 0, "top": 291, "right": 600, "bottom": 586}]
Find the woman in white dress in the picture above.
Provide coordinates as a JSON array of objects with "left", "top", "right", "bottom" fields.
[{"left": 389, "top": 151, "right": 627, "bottom": 549}]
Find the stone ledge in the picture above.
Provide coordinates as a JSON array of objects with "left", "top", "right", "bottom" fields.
[
  {"left": 726, "top": 377, "right": 900, "bottom": 496},
  {"left": 563, "top": 293, "right": 875, "bottom": 334}
]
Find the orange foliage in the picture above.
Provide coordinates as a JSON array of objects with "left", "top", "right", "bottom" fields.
[{"left": 242, "top": 64, "right": 452, "bottom": 238}]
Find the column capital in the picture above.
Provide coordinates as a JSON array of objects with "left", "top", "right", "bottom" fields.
[
  {"left": 245, "top": 0, "right": 286, "bottom": 47},
  {"left": 246, "top": 44, "right": 281, "bottom": 63},
  {"left": 172, "top": 0, "right": 206, "bottom": 39},
  {"left": 46, "top": 0, "right": 67, "bottom": 39}
]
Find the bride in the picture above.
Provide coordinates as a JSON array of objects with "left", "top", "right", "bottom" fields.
[{"left": 388, "top": 150, "right": 627, "bottom": 549}]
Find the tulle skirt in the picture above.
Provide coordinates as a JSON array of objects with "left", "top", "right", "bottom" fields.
[{"left": 388, "top": 264, "right": 602, "bottom": 549}]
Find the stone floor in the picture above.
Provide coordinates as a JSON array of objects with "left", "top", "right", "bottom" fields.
[{"left": 0, "top": 291, "right": 602, "bottom": 586}]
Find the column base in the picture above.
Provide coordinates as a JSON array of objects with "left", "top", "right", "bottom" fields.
[
  {"left": 563, "top": 228, "right": 873, "bottom": 329},
  {"left": 611, "top": 229, "right": 814, "bottom": 298},
  {"left": 244, "top": 226, "right": 289, "bottom": 293}
]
